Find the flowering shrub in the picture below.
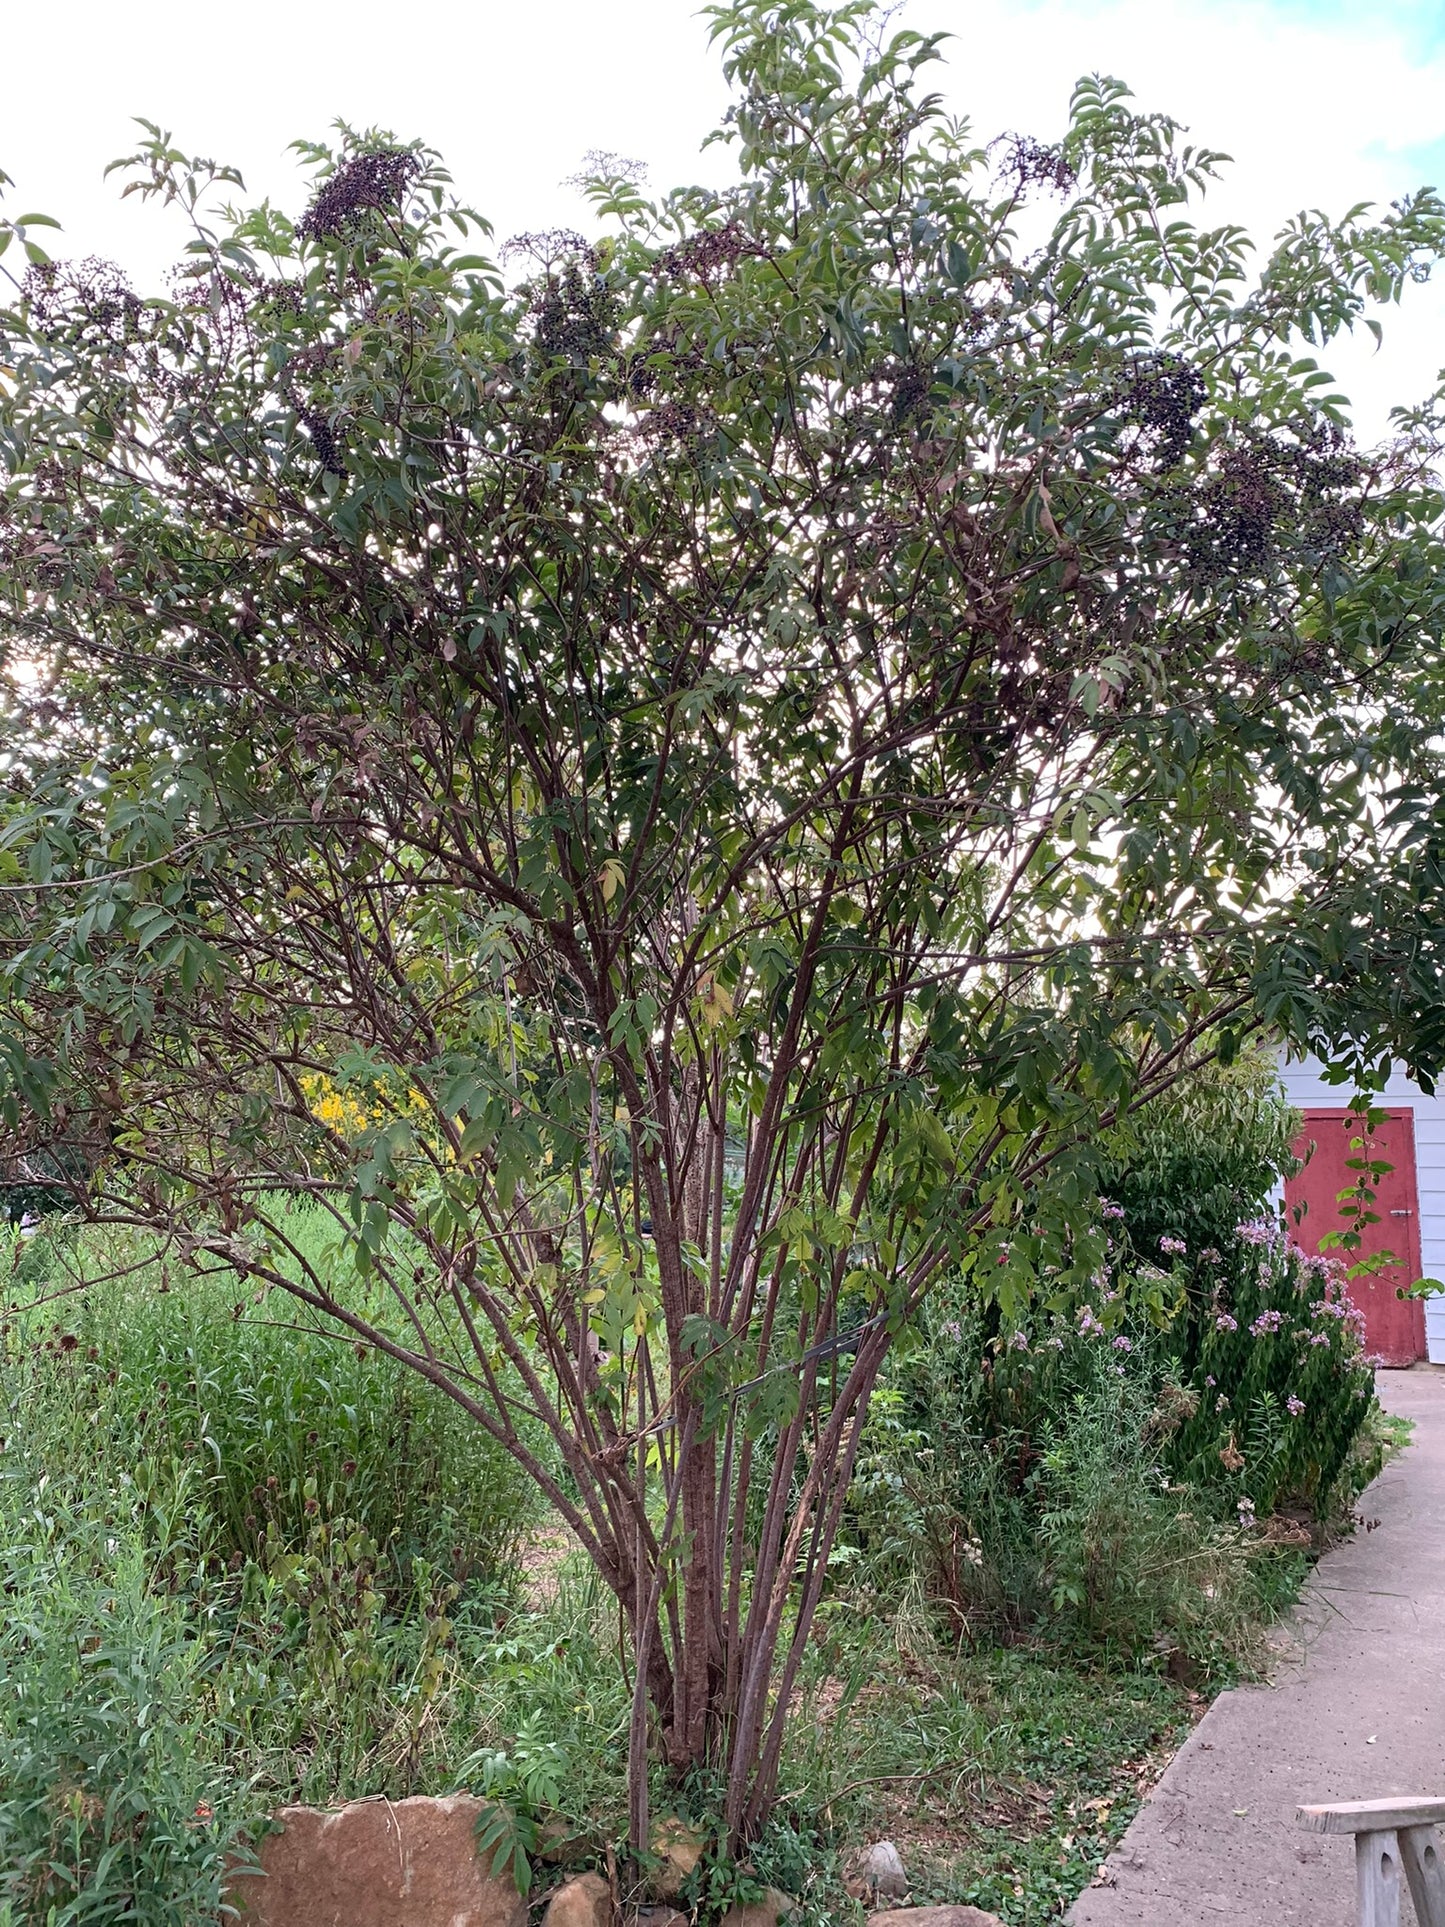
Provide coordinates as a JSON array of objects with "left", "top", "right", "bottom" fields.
[
  {"left": 848, "top": 1191, "right": 1378, "bottom": 1667},
  {"left": 851, "top": 1296, "right": 1302, "bottom": 1671},
  {"left": 1165, "top": 1224, "right": 1375, "bottom": 1515}
]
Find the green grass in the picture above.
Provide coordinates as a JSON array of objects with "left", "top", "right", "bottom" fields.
[
  {"left": 775, "top": 1624, "right": 1194, "bottom": 1923},
  {"left": 0, "top": 1214, "right": 544, "bottom": 1921},
  {"left": 0, "top": 1216, "right": 1348, "bottom": 1924},
  {"left": 1369, "top": 1407, "right": 1415, "bottom": 1464},
  {"left": 4, "top": 1215, "right": 538, "bottom": 1598},
  {"left": 367, "top": 1549, "right": 1199, "bottom": 1927}
]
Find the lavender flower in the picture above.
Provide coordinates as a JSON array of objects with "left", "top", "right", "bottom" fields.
[
  {"left": 1112, "top": 1335, "right": 1133, "bottom": 1353},
  {"left": 1215, "top": 1312, "right": 1238, "bottom": 1332},
  {"left": 1286, "top": 1395, "right": 1306, "bottom": 1416},
  {"left": 1236, "top": 1220, "right": 1273, "bottom": 1246},
  {"left": 1159, "top": 1234, "right": 1188, "bottom": 1257},
  {"left": 1078, "top": 1306, "right": 1104, "bottom": 1337},
  {"left": 1250, "top": 1309, "right": 1285, "bottom": 1337}
]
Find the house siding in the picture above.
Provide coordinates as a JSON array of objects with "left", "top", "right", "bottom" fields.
[{"left": 1277, "top": 1054, "right": 1445, "bottom": 1362}]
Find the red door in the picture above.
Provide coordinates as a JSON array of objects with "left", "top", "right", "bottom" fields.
[{"left": 1283, "top": 1108, "right": 1425, "bottom": 1367}]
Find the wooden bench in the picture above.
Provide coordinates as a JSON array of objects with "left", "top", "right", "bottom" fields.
[{"left": 1298, "top": 1799, "right": 1445, "bottom": 1926}]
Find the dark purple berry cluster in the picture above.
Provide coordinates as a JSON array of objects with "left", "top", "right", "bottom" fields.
[
  {"left": 299, "top": 408, "right": 345, "bottom": 476},
  {"left": 298, "top": 148, "right": 421, "bottom": 243},
  {"left": 24, "top": 258, "right": 142, "bottom": 348},
  {"left": 1117, "top": 352, "right": 1207, "bottom": 470},
  {"left": 1188, "top": 423, "right": 1364, "bottom": 579},
  {"left": 997, "top": 136, "right": 1077, "bottom": 198},
  {"left": 657, "top": 222, "right": 749, "bottom": 285},
  {"left": 530, "top": 260, "right": 619, "bottom": 370}
]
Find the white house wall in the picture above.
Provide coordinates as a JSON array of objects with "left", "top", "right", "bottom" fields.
[{"left": 1277, "top": 1054, "right": 1445, "bottom": 1364}]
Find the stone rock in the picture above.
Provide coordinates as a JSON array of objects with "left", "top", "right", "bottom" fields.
[
  {"left": 648, "top": 1817, "right": 706, "bottom": 1898},
  {"left": 628, "top": 1910, "right": 688, "bottom": 1927},
  {"left": 224, "top": 1794, "right": 526, "bottom": 1927},
  {"left": 856, "top": 1839, "right": 909, "bottom": 1899},
  {"left": 538, "top": 1816, "right": 600, "bottom": 1866},
  {"left": 720, "top": 1885, "right": 797, "bottom": 1926},
  {"left": 543, "top": 1871, "right": 611, "bottom": 1927},
  {"left": 868, "top": 1909, "right": 1007, "bottom": 1927}
]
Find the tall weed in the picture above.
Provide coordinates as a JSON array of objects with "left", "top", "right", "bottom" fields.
[
  {"left": 853, "top": 1309, "right": 1305, "bottom": 1673},
  {"left": 0, "top": 1213, "right": 545, "bottom": 1922},
  {"left": 0, "top": 1479, "right": 255, "bottom": 1924},
  {"left": 4, "top": 1214, "right": 537, "bottom": 1599}
]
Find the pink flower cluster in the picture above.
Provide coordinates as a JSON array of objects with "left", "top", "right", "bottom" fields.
[
  {"left": 1286, "top": 1395, "right": 1306, "bottom": 1416},
  {"left": 1250, "top": 1309, "right": 1285, "bottom": 1336},
  {"left": 1214, "top": 1312, "right": 1238, "bottom": 1332},
  {"left": 1311, "top": 1297, "right": 1368, "bottom": 1339},
  {"left": 1236, "top": 1220, "right": 1275, "bottom": 1247},
  {"left": 1159, "top": 1234, "right": 1188, "bottom": 1257}
]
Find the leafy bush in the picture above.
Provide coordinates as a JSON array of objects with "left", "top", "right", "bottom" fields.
[
  {"left": 1094, "top": 1048, "right": 1375, "bottom": 1517},
  {"left": 1101, "top": 1049, "right": 1300, "bottom": 1271},
  {"left": 850, "top": 1302, "right": 1297, "bottom": 1672},
  {"left": 1165, "top": 1227, "right": 1376, "bottom": 1516}
]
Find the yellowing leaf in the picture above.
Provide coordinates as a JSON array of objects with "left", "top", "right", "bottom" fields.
[{"left": 696, "top": 971, "right": 734, "bottom": 1029}]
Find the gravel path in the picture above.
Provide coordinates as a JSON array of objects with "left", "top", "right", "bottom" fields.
[{"left": 1070, "top": 1367, "right": 1445, "bottom": 1925}]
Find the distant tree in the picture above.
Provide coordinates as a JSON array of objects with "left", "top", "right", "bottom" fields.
[{"left": 6, "top": 0, "right": 1445, "bottom": 1847}]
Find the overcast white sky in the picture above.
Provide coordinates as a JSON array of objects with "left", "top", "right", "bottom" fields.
[{"left": 5, "top": 0, "right": 1445, "bottom": 441}]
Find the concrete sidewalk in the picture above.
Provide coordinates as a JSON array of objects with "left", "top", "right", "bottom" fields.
[{"left": 1070, "top": 1368, "right": 1445, "bottom": 1925}]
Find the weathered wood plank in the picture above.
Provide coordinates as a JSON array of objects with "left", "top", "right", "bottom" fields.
[{"left": 1298, "top": 1798, "right": 1445, "bottom": 1836}]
